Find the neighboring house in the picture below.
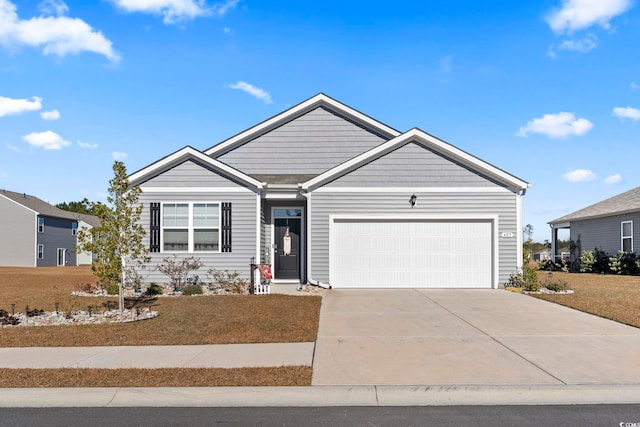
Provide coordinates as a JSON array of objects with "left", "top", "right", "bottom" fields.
[
  {"left": 0, "top": 189, "right": 99, "bottom": 267},
  {"left": 549, "top": 185, "right": 640, "bottom": 262},
  {"left": 129, "top": 94, "right": 529, "bottom": 289},
  {"left": 533, "top": 250, "right": 551, "bottom": 262}
]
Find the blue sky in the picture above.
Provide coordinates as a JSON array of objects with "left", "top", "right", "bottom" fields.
[{"left": 1, "top": 0, "right": 638, "bottom": 242}]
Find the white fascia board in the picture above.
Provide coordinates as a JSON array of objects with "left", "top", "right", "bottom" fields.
[
  {"left": 303, "top": 129, "right": 530, "bottom": 191},
  {"left": 330, "top": 213, "right": 499, "bottom": 221},
  {"left": 140, "top": 187, "right": 254, "bottom": 194},
  {"left": 204, "top": 93, "right": 401, "bottom": 156},
  {"left": 312, "top": 186, "right": 513, "bottom": 193},
  {"left": 128, "top": 146, "right": 264, "bottom": 190}
]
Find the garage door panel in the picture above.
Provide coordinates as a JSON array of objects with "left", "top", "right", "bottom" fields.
[{"left": 331, "top": 219, "right": 493, "bottom": 288}]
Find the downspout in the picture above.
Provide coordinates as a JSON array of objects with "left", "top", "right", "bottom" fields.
[
  {"left": 299, "top": 186, "right": 331, "bottom": 289},
  {"left": 516, "top": 188, "right": 526, "bottom": 271}
]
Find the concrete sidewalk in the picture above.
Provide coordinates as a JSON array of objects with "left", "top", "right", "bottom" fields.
[{"left": 0, "top": 343, "right": 314, "bottom": 369}]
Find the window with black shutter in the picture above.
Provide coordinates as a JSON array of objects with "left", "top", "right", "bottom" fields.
[{"left": 149, "top": 202, "right": 160, "bottom": 253}]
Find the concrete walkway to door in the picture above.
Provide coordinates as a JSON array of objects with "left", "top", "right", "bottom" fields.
[{"left": 312, "top": 289, "right": 640, "bottom": 386}]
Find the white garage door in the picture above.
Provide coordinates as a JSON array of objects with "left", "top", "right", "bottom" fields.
[{"left": 330, "top": 218, "right": 493, "bottom": 288}]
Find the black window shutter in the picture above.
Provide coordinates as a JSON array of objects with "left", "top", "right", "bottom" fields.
[
  {"left": 221, "top": 202, "right": 232, "bottom": 252},
  {"left": 150, "top": 203, "right": 160, "bottom": 253}
]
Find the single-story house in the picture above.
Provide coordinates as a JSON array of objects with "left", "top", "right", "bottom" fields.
[
  {"left": 549, "top": 185, "right": 640, "bottom": 261},
  {"left": 0, "top": 189, "right": 100, "bottom": 267},
  {"left": 129, "top": 93, "right": 530, "bottom": 289}
]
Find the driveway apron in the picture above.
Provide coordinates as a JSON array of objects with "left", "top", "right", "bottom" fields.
[{"left": 311, "top": 289, "right": 640, "bottom": 386}]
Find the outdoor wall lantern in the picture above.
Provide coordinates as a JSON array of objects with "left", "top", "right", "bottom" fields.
[{"left": 409, "top": 194, "right": 417, "bottom": 208}]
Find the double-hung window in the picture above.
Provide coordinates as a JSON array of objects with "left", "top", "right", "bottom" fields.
[
  {"left": 37, "top": 244, "right": 44, "bottom": 259},
  {"left": 621, "top": 221, "right": 633, "bottom": 252},
  {"left": 72, "top": 222, "right": 78, "bottom": 236},
  {"left": 162, "top": 202, "right": 220, "bottom": 252},
  {"left": 38, "top": 217, "right": 45, "bottom": 233}
]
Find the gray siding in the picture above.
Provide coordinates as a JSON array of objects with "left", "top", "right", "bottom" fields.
[
  {"left": 136, "top": 158, "right": 259, "bottom": 283},
  {"left": 308, "top": 191, "right": 518, "bottom": 286},
  {"left": 0, "top": 196, "right": 36, "bottom": 267},
  {"left": 37, "top": 216, "right": 78, "bottom": 267},
  {"left": 570, "top": 212, "right": 640, "bottom": 255},
  {"left": 216, "top": 107, "right": 389, "bottom": 175},
  {"left": 325, "top": 142, "right": 502, "bottom": 188},
  {"left": 141, "top": 160, "right": 247, "bottom": 187}
]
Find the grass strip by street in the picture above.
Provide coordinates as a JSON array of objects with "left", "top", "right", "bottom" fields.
[
  {"left": 0, "top": 367, "right": 312, "bottom": 387},
  {"left": 531, "top": 271, "right": 640, "bottom": 328}
]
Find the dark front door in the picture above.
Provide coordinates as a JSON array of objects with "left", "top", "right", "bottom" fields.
[{"left": 274, "top": 218, "right": 301, "bottom": 280}]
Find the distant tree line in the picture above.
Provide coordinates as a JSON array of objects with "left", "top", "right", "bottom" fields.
[{"left": 55, "top": 198, "right": 105, "bottom": 216}]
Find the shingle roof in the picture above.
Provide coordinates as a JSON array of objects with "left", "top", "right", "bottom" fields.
[
  {"left": 0, "top": 189, "right": 100, "bottom": 225},
  {"left": 549, "top": 185, "right": 640, "bottom": 224}
]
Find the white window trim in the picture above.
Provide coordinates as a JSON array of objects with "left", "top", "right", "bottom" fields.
[
  {"left": 161, "top": 202, "right": 222, "bottom": 253},
  {"left": 38, "top": 217, "right": 44, "bottom": 233},
  {"left": 37, "top": 244, "right": 44, "bottom": 259},
  {"left": 621, "top": 220, "right": 633, "bottom": 252}
]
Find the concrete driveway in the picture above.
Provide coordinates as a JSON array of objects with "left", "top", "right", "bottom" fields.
[{"left": 312, "top": 289, "right": 640, "bottom": 386}]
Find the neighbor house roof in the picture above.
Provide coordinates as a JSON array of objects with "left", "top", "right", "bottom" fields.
[
  {"left": 549, "top": 185, "right": 640, "bottom": 224},
  {"left": 0, "top": 189, "right": 100, "bottom": 225}
]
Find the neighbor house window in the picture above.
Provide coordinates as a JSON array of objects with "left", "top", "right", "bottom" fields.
[
  {"left": 162, "top": 202, "right": 220, "bottom": 252},
  {"left": 622, "top": 221, "right": 633, "bottom": 252},
  {"left": 72, "top": 222, "right": 78, "bottom": 236},
  {"left": 37, "top": 244, "right": 44, "bottom": 259},
  {"left": 38, "top": 217, "right": 45, "bottom": 233}
]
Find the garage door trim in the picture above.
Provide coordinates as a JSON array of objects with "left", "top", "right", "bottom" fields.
[{"left": 329, "top": 214, "right": 499, "bottom": 289}]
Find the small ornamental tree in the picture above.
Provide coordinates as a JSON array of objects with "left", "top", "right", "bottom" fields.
[{"left": 76, "top": 161, "right": 148, "bottom": 311}]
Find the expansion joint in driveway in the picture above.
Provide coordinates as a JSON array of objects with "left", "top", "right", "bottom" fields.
[{"left": 417, "top": 291, "right": 567, "bottom": 385}]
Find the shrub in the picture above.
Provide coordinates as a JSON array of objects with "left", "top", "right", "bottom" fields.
[
  {"left": 208, "top": 268, "right": 249, "bottom": 294},
  {"left": 181, "top": 284, "right": 204, "bottom": 296},
  {"left": 544, "top": 280, "right": 568, "bottom": 292},
  {"left": 506, "top": 268, "right": 540, "bottom": 292},
  {"left": 592, "top": 248, "right": 611, "bottom": 274},
  {"left": 157, "top": 256, "right": 203, "bottom": 289},
  {"left": 105, "top": 282, "right": 119, "bottom": 295},
  {"left": 580, "top": 250, "right": 596, "bottom": 273},
  {"left": 146, "top": 283, "right": 163, "bottom": 296}
]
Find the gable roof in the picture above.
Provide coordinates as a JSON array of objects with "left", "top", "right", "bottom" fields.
[
  {"left": 128, "top": 145, "right": 264, "bottom": 190},
  {"left": 302, "top": 128, "right": 530, "bottom": 191},
  {"left": 550, "top": 185, "right": 640, "bottom": 224},
  {"left": 0, "top": 189, "right": 99, "bottom": 225},
  {"left": 204, "top": 93, "right": 401, "bottom": 157}
]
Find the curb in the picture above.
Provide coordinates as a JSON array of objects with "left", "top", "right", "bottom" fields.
[{"left": 2, "top": 384, "right": 640, "bottom": 407}]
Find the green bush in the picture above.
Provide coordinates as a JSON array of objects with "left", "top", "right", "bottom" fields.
[
  {"left": 181, "top": 284, "right": 203, "bottom": 296},
  {"left": 105, "top": 282, "right": 119, "bottom": 295},
  {"left": 544, "top": 280, "right": 568, "bottom": 292},
  {"left": 506, "top": 268, "right": 540, "bottom": 292},
  {"left": 146, "top": 283, "right": 163, "bottom": 296},
  {"left": 579, "top": 250, "right": 595, "bottom": 273}
]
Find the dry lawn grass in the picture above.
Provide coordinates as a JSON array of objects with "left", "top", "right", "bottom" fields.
[
  {"left": 0, "top": 267, "right": 321, "bottom": 347},
  {"left": 533, "top": 271, "right": 640, "bottom": 328},
  {"left": 0, "top": 367, "right": 312, "bottom": 387}
]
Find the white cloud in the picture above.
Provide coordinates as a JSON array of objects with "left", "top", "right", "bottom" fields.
[
  {"left": 558, "top": 34, "right": 598, "bottom": 53},
  {"left": 439, "top": 55, "right": 454, "bottom": 73},
  {"left": 22, "top": 130, "right": 71, "bottom": 150},
  {"left": 0, "top": 95, "right": 42, "bottom": 117},
  {"left": 605, "top": 173, "right": 623, "bottom": 184},
  {"left": 546, "top": 0, "right": 633, "bottom": 34},
  {"left": 227, "top": 81, "right": 272, "bottom": 104},
  {"left": 77, "top": 140, "right": 98, "bottom": 149},
  {"left": 38, "top": 0, "right": 69, "bottom": 16},
  {"left": 108, "top": 0, "right": 214, "bottom": 24},
  {"left": 112, "top": 151, "right": 128, "bottom": 160},
  {"left": 612, "top": 106, "right": 640, "bottom": 121},
  {"left": 516, "top": 112, "right": 593, "bottom": 138},
  {"left": 40, "top": 109, "right": 60, "bottom": 120},
  {"left": 6, "top": 143, "right": 24, "bottom": 153},
  {"left": 0, "top": 0, "right": 119, "bottom": 61},
  {"left": 563, "top": 169, "right": 597, "bottom": 182},
  {"left": 213, "top": 0, "right": 239, "bottom": 16},
  {"left": 631, "top": 82, "right": 638, "bottom": 91}
]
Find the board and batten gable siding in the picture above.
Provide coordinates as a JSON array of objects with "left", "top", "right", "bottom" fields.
[
  {"left": 0, "top": 195, "right": 36, "bottom": 267},
  {"left": 136, "top": 160, "right": 258, "bottom": 283},
  {"left": 324, "top": 142, "right": 505, "bottom": 188},
  {"left": 569, "top": 212, "right": 640, "bottom": 255},
  {"left": 308, "top": 191, "right": 519, "bottom": 286},
  {"left": 37, "top": 216, "right": 77, "bottom": 267},
  {"left": 215, "top": 107, "right": 389, "bottom": 175}
]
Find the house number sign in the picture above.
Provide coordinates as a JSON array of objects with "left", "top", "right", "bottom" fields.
[{"left": 500, "top": 232, "right": 515, "bottom": 238}]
